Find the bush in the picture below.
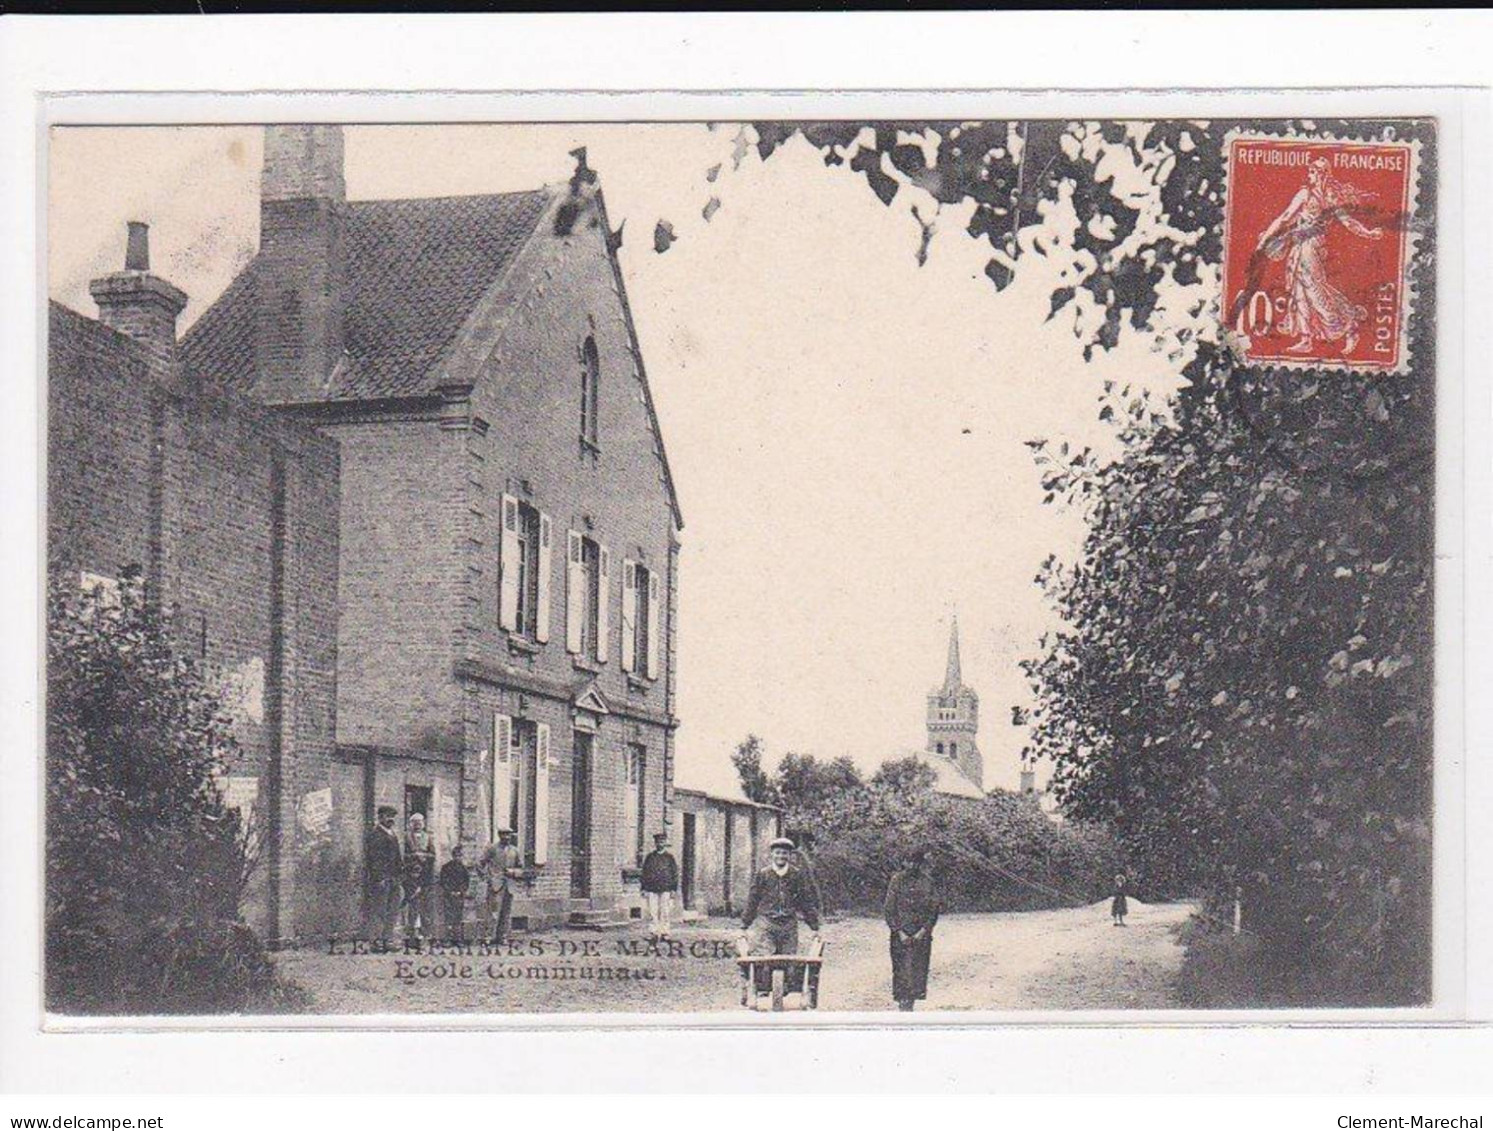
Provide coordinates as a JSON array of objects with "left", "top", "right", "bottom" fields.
[
  {"left": 742, "top": 748, "right": 1121, "bottom": 915},
  {"left": 46, "top": 571, "right": 299, "bottom": 1013}
]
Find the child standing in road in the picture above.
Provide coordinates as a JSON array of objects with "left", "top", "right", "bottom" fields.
[
  {"left": 438, "top": 845, "right": 471, "bottom": 944},
  {"left": 1111, "top": 874, "right": 1129, "bottom": 926}
]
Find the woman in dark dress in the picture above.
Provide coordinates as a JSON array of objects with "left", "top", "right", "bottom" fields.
[
  {"left": 883, "top": 848, "right": 942, "bottom": 1011},
  {"left": 1111, "top": 873, "right": 1129, "bottom": 926}
]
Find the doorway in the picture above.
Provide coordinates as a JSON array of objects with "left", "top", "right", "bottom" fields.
[
  {"left": 404, "top": 784, "right": 431, "bottom": 825},
  {"left": 681, "top": 813, "right": 696, "bottom": 911},
  {"left": 570, "top": 732, "right": 593, "bottom": 899}
]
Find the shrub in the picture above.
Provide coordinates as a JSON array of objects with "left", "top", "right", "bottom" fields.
[
  {"left": 46, "top": 570, "right": 298, "bottom": 1013},
  {"left": 743, "top": 749, "right": 1121, "bottom": 915}
]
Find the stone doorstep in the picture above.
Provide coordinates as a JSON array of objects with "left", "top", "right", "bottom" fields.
[{"left": 567, "top": 908, "right": 634, "bottom": 931}]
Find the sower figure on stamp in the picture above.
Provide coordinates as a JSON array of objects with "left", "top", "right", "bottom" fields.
[
  {"left": 884, "top": 846, "right": 941, "bottom": 1012},
  {"left": 738, "top": 836, "right": 822, "bottom": 957},
  {"left": 363, "top": 805, "right": 403, "bottom": 946},
  {"left": 438, "top": 844, "right": 470, "bottom": 944},
  {"left": 1255, "top": 156, "right": 1383, "bottom": 356},
  {"left": 402, "top": 812, "right": 436, "bottom": 941},
  {"left": 482, "top": 830, "right": 522, "bottom": 946},
  {"left": 640, "top": 832, "right": 680, "bottom": 940}
]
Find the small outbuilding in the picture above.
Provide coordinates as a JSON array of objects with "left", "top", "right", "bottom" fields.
[{"left": 669, "top": 788, "right": 783, "bottom": 917}]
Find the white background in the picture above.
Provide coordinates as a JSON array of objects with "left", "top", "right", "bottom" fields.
[{"left": 1, "top": 10, "right": 1490, "bottom": 1099}]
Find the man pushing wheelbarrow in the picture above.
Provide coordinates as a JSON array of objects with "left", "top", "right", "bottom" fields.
[{"left": 736, "top": 836, "right": 825, "bottom": 1011}]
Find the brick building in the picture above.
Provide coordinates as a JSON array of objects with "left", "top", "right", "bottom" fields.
[
  {"left": 48, "top": 223, "right": 343, "bottom": 944},
  {"left": 180, "top": 126, "right": 684, "bottom": 931},
  {"left": 671, "top": 789, "right": 782, "bottom": 917}
]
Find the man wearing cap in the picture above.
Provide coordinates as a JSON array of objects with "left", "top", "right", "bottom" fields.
[
  {"left": 364, "top": 805, "right": 403, "bottom": 946},
  {"left": 640, "top": 832, "right": 680, "bottom": 940},
  {"left": 481, "top": 830, "right": 522, "bottom": 946},
  {"left": 739, "top": 837, "right": 823, "bottom": 956}
]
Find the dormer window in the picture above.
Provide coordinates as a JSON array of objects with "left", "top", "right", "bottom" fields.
[{"left": 580, "top": 336, "right": 600, "bottom": 450}]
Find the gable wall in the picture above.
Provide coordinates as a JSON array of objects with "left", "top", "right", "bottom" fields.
[{"left": 456, "top": 205, "right": 680, "bottom": 908}]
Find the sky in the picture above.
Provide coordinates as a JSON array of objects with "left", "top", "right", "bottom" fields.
[{"left": 48, "top": 123, "right": 1199, "bottom": 797}]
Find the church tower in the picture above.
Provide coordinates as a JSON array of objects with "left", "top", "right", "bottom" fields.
[{"left": 926, "top": 618, "right": 983, "bottom": 790}]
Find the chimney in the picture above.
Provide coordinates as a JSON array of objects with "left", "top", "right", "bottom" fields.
[
  {"left": 89, "top": 221, "right": 186, "bottom": 378},
  {"left": 255, "top": 125, "right": 346, "bottom": 402}
]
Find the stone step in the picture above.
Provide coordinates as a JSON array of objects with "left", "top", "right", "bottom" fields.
[{"left": 568, "top": 908, "right": 633, "bottom": 931}]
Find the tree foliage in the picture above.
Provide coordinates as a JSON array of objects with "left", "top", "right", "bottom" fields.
[
  {"left": 724, "top": 118, "right": 1436, "bottom": 1003},
  {"left": 735, "top": 747, "right": 1118, "bottom": 915},
  {"left": 730, "top": 734, "right": 776, "bottom": 806},
  {"left": 46, "top": 571, "right": 303, "bottom": 1013}
]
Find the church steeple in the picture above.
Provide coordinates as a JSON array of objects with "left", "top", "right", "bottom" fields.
[
  {"left": 927, "top": 616, "right": 982, "bottom": 791},
  {"left": 943, "top": 616, "right": 962, "bottom": 692}
]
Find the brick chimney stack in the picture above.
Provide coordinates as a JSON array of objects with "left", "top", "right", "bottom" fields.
[
  {"left": 89, "top": 221, "right": 186, "bottom": 378},
  {"left": 255, "top": 124, "right": 347, "bottom": 403}
]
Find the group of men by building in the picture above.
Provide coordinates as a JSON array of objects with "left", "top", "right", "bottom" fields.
[
  {"left": 363, "top": 807, "right": 524, "bottom": 946},
  {"left": 363, "top": 812, "right": 687, "bottom": 946}
]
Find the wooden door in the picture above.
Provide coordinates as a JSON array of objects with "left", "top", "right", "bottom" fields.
[{"left": 570, "top": 732, "right": 593, "bottom": 898}]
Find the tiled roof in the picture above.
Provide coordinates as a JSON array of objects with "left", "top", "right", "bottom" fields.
[
  {"left": 897, "top": 749, "right": 987, "bottom": 800},
  {"left": 181, "top": 189, "right": 553, "bottom": 402}
]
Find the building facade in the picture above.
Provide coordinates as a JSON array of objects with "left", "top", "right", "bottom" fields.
[
  {"left": 180, "top": 126, "right": 683, "bottom": 930},
  {"left": 48, "top": 225, "right": 343, "bottom": 944}
]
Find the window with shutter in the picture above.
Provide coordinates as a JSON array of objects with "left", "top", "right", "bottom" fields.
[
  {"left": 498, "top": 495, "right": 520, "bottom": 631},
  {"left": 621, "top": 560, "right": 638, "bottom": 673},
  {"left": 596, "top": 545, "right": 611, "bottom": 663},
  {"left": 535, "top": 513, "right": 553, "bottom": 643},
  {"left": 533, "top": 723, "right": 552, "bottom": 865},
  {"left": 493, "top": 714, "right": 514, "bottom": 837},
  {"left": 632, "top": 564, "right": 650, "bottom": 677},
  {"left": 566, "top": 531, "right": 585, "bottom": 654},
  {"left": 646, "top": 570, "right": 661, "bottom": 679}
]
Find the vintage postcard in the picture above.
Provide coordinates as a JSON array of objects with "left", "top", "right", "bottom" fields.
[{"left": 43, "top": 114, "right": 1441, "bottom": 1021}]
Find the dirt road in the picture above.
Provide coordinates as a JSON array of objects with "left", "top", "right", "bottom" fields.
[
  {"left": 819, "top": 899, "right": 1194, "bottom": 1012},
  {"left": 275, "top": 899, "right": 1193, "bottom": 1015}
]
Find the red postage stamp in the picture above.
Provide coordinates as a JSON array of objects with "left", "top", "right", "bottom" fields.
[{"left": 1222, "top": 131, "right": 1420, "bottom": 374}]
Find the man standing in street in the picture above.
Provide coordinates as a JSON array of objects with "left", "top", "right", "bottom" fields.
[
  {"left": 640, "top": 832, "right": 680, "bottom": 940},
  {"left": 739, "top": 836, "right": 822, "bottom": 956},
  {"left": 482, "top": 830, "right": 522, "bottom": 946},
  {"left": 364, "top": 805, "right": 403, "bottom": 947},
  {"left": 884, "top": 846, "right": 942, "bottom": 1011}
]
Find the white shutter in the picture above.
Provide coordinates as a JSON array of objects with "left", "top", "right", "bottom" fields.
[
  {"left": 596, "top": 545, "right": 611, "bottom": 663},
  {"left": 646, "top": 570, "right": 661, "bottom": 680},
  {"left": 533, "top": 723, "right": 552, "bottom": 865},
  {"left": 621, "top": 560, "right": 638, "bottom": 673},
  {"left": 536, "top": 513, "right": 553, "bottom": 643},
  {"left": 498, "top": 495, "right": 520, "bottom": 631},
  {"left": 565, "top": 531, "right": 584, "bottom": 654},
  {"left": 493, "top": 714, "right": 513, "bottom": 834}
]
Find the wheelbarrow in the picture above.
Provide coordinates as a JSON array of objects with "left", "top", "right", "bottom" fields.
[{"left": 737, "top": 937, "right": 825, "bottom": 1011}]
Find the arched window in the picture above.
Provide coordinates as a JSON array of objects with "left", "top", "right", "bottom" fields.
[
  {"left": 935, "top": 742, "right": 944, "bottom": 755},
  {"left": 580, "top": 336, "right": 600, "bottom": 448},
  {"left": 950, "top": 742, "right": 958, "bottom": 760}
]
